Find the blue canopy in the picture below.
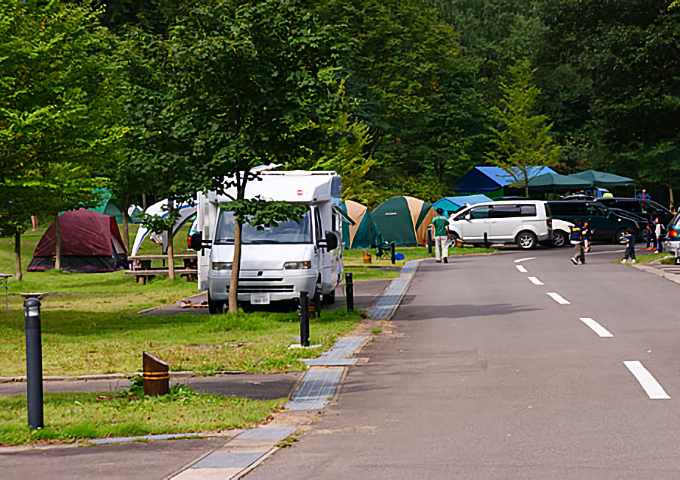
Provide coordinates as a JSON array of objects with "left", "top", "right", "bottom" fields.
[
  {"left": 433, "top": 195, "right": 492, "bottom": 216},
  {"left": 455, "top": 166, "right": 557, "bottom": 193}
]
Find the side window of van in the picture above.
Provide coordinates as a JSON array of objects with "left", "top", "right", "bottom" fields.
[
  {"left": 314, "top": 208, "right": 323, "bottom": 243},
  {"left": 470, "top": 206, "right": 491, "bottom": 219}
]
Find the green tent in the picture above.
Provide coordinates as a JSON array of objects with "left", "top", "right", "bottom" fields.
[
  {"left": 572, "top": 170, "right": 634, "bottom": 187},
  {"left": 528, "top": 172, "right": 593, "bottom": 191},
  {"left": 372, "top": 196, "right": 434, "bottom": 246},
  {"left": 89, "top": 188, "right": 124, "bottom": 224},
  {"left": 340, "top": 200, "right": 381, "bottom": 249}
]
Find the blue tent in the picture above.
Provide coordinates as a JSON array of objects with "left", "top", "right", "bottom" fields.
[
  {"left": 432, "top": 195, "right": 492, "bottom": 216},
  {"left": 455, "top": 166, "right": 557, "bottom": 194}
]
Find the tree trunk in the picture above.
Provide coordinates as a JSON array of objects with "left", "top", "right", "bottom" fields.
[
  {"left": 122, "top": 193, "right": 130, "bottom": 254},
  {"left": 54, "top": 214, "right": 62, "bottom": 270},
  {"left": 668, "top": 183, "right": 675, "bottom": 210},
  {"left": 31, "top": 215, "right": 38, "bottom": 232},
  {"left": 228, "top": 218, "right": 242, "bottom": 313},
  {"left": 14, "top": 231, "right": 22, "bottom": 281},
  {"left": 167, "top": 200, "right": 175, "bottom": 281},
  {"left": 142, "top": 192, "right": 147, "bottom": 210}
]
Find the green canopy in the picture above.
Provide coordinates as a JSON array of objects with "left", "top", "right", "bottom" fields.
[
  {"left": 528, "top": 172, "right": 593, "bottom": 190},
  {"left": 571, "top": 170, "right": 634, "bottom": 187},
  {"left": 89, "top": 188, "right": 124, "bottom": 223}
]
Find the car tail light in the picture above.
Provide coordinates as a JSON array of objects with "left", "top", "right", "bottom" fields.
[
  {"left": 546, "top": 218, "right": 552, "bottom": 229},
  {"left": 670, "top": 229, "right": 680, "bottom": 238}
]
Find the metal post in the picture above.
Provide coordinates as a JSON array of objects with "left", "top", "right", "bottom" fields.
[
  {"left": 427, "top": 229, "right": 433, "bottom": 255},
  {"left": 345, "top": 272, "right": 354, "bottom": 312},
  {"left": 314, "top": 291, "right": 321, "bottom": 319},
  {"left": 24, "top": 296, "right": 44, "bottom": 429},
  {"left": 299, "top": 291, "right": 310, "bottom": 347},
  {"left": 390, "top": 242, "right": 396, "bottom": 264},
  {"left": 484, "top": 232, "right": 489, "bottom": 249}
]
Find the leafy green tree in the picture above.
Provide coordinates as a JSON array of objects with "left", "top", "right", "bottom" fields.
[
  {"left": 486, "top": 59, "right": 560, "bottom": 196},
  {"left": 163, "top": 0, "right": 350, "bottom": 311},
  {"left": 0, "top": 0, "right": 122, "bottom": 271}
]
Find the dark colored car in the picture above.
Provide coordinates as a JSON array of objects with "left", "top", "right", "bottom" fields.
[
  {"left": 546, "top": 201, "right": 641, "bottom": 244},
  {"left": 595, "top": 197, "right": 673, "bottom": 225}
]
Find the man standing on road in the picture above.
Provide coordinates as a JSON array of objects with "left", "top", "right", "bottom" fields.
[{"left": 431, "top": 208, "right": 450, "bottom": 264}]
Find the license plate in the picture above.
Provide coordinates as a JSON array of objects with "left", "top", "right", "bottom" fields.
[{"left": 250, "top": 293, "right": 271, "bottom": 305}]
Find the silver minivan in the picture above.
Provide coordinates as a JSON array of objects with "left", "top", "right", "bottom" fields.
[{"left": 448, "top": 200, "right": 552, "bottom": 249}]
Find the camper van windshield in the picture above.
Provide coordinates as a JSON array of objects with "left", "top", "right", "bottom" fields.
[{"left": 214, "top": 211, "right": 312, "bottom": 245}]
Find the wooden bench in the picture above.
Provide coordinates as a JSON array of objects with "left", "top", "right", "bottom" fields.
[{"left": 125, "top": 269, "right": 198, "bottom": 285}]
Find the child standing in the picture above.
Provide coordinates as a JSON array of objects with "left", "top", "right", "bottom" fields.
[
  {"left": 570, "top": 223, "right": 585, "bottom": 265},
  {"left": 622, "top": 229, "right": 637, "bottom": 263}
]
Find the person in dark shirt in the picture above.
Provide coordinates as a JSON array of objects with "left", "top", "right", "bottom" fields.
[
  {"left": 570, "top": 223, "right": 585, "bottom": 265},
  {"left": 621, "top": 228, "right": 637, "bottom": 263}
]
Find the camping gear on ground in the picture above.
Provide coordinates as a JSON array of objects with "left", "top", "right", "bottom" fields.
[
  {"left": 455, "top": 166, "right": 556, "bottom": 196},
  {"left": 432, "top": 195, "right": 492, "bottom": 217},
  {"left": 340, "top": 200, "right": 381, "bottom": 249},
  {"left": 28, "top": 209, "right": 128, "bottom": 272},
  {"left": 372, "top": 196, "right": 434, "bottom": 246},
  {"left": 571, "top": 170, "right": 634, "bottom": 187}
]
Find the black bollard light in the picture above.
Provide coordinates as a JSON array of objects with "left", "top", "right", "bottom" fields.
[
  {"left": 427, "top": 229, "right": 433, "bottom": 255},
  {"left": 345, "top": 272, "right": 354, "bottom": 312},
  {"left": 23, "top": 296, "right": 44, "bottom": 429},
  {"left": 390, "top": 242, "right": 396, "bottom": 264},
  {"left": 299, "top": 291, "right": 310, "bottom": 347}
]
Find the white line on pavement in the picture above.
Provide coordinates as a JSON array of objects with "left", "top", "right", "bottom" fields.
[
  {"left": 623, "top": 361, "right": 671, "bottom": 400},
  {"left": 514, "top": 257, "right": 537, "bottom": 263},
  {"left": 528, "top": 276, "right": 544, "bottom": 286},
  {"left": 516, "top": 265, "right": 528, "bottom": 273},
  {"left": 546, "top": 292, "right": 570, "bottom": 305},
  {"left": 580, "top": 317, "right": 613, "bottom": 338}
]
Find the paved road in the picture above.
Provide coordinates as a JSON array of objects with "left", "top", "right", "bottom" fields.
[{"left": 248, "top": 246, "right": 680, "bottom": 479}]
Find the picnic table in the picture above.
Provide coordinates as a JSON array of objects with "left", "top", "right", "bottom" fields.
[{"left": 127, "top": 254, "right": 198, "bottom": 284}]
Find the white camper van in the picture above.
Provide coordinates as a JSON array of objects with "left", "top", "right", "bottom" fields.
[{"left": 191, "top": 171, "right": 345, "bottom": 313}]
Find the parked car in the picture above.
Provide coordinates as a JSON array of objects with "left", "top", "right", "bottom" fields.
[
  {"left": 448, "top": 200, "right": 551, "bottom": 250},
  {"left": 664, "top": 213, "right": 680, "bottom": 265},
  {"left": 596, "top": 197, "right": 673, "bottom": 225},
  {"left": 546, "top": 200, "right": 641, "bottom": 244}
]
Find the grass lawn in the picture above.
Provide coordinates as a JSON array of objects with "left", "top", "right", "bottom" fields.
[
  {"left": 0, "top": 385, "right": 283, "bottom": 446},
  {"left": 635, "top": 252, "right": 676, "bottom": 265},
  {"left": 0, "top": 228, "right": 361, "bottom": 377}
]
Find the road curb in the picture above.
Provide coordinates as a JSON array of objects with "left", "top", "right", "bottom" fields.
[{"left": 632, "top": 263, "right": 680, "bottom": 285}]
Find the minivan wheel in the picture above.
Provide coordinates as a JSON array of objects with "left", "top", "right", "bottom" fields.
[
  {"left": 552, "top": 231, "right": 568, "bottom": 248},
  {"left": 615, "top": 229, "right": 627, "bottom": 245},
  {"left": 516, "top": 231, "right": 538, "bottom": 250}
]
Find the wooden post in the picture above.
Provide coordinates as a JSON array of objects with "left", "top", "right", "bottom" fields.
[
  {"left": 14, "top": 231, "right": 22, "bottom": 281},
  {"left": 143, "top": 352, "right": 170, "bottom": 396}
]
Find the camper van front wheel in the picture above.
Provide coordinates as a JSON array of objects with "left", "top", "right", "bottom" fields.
[{"left": 207, "top": 294, "right": 225, "bottom": 314}]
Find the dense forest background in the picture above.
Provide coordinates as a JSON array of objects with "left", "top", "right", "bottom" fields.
[{"left": 2, "top": 0, "right": 679, "bottom": 215}]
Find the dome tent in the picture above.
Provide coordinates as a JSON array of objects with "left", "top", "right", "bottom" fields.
[
  {"left": 372, "top": 196, "right": 434, "bottom": 246},
  {"left": 28, "top": 210, "right": 128, "bottom": 273},
  {"left": 340, "top": 200, "right": 381, "bottom": 249}
]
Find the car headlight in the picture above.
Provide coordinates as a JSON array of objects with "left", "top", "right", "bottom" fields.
[
  {"left": 283, "top": 261, "right": 312, "bottom": 270},
  {"left": 212, "top": 262, "right": 232, "bottom": 270}
]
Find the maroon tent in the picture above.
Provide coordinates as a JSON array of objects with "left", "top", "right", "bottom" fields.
[{"left": 28, "top": 209, "right": 128, "bottom": 273}]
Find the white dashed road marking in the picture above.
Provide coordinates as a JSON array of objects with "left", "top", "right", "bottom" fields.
[
  {"left": 624, "top": 361, "right": 671, "bottom": 400},
  {"left": 514, "top": 257, "right": 537, "bottom": 263},
  {"left": 527, "top": 276, "right": 544, "bottom": 286},
  {"left": 546, "top": 292, "right": 570, "bottom": 305},
  {"left": 580, "top": 317, "right": 613, "bottom": 338},
  {"left": 516, "top": 265, "right": 528, "bottom": 273}
]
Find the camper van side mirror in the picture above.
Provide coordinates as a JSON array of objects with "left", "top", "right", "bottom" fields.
[
  {"left": 188, "top": 232, "right": 203, "bottom": 251},
  {"left": 324, "top": 231, "right": 339, "bottom": 251}
]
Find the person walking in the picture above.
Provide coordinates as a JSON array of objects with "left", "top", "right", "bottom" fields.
[
  {"left": 654, "top": 216, "right": 664, "bottom": 253},
  {"left": 622, "top": 228, "right": 637, "bottom": 263},
  {"left": 431, "top": 208, "right": 450, "bottom": 264},
  {"left": 570, "top": 222, "right": 585, "bottom": 265},
  {"left": 582, "top": 221, "right": 592, "bottom": 254}
]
